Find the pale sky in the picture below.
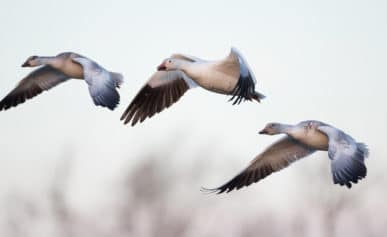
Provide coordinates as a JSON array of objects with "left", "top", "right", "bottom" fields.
[{"left": 0, "top": 0, "right": 386, "bottom": 212}]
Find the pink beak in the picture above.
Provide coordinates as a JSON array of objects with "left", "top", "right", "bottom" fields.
[{"left": 157, "top": 62, "right": 167, "bottom": 71}]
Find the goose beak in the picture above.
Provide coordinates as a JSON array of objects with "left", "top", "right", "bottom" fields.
[
  {"left": 259, "top": 129, "right": 268, "bottom": 134},
  {"left": 21, "top": 61, "right": 29, "bottom": 67},
  {"left": 157, "top": 62, "right": 167, "bottom": 71}
]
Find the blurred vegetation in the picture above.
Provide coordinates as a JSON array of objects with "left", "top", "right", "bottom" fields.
[{"left": 0, "top": 147, "right": 386, "bottom": 237}]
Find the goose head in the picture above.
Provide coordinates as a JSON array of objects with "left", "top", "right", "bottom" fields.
[
  {"left": 157, "top": 58, "right": 186, "bottom": 71},
  {"left": 259, "top": 123, "right": 286, "bottom": 135},
  {"left": 21, "top": 55, "right": 39, "bottom": 67}
]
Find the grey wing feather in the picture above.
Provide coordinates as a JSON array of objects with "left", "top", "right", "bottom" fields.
[
  {"left": 110, "top": 72, "right": 124, "bottom": 88},
  {"left": 318, "top": 125, "right": 369, "bottom": 188},
  {"left": 87, "top": 71, "right": 120, "bottom": 110},
  {"left": 203, "top": 137, "right": 316, "bottom": 194},
  {"left": 72, "top": 56, "right": 121, "bottom": 110},
  {"left": 182, "top": 74, "right": 198, "bottom": 88},
  {"left": 0, "top": 66, "right": 69, "bottom": 111}
]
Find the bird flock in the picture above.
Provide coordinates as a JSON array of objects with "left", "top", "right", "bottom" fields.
[{"left": 0, "top": 48, "right": 369, "bottom": 193}]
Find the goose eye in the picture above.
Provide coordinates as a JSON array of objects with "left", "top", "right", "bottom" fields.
[{"left": 168, "top": 60, "right": 172, "bottom": 63}]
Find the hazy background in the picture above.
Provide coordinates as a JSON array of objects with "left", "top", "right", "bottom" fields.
[{"left": 0, "top": 0, "right": 386, "bottom": 236}]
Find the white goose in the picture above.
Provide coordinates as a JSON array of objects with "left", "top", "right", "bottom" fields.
[
  {"left": 204, "top": 120, "right": 369, "bottom": 193},
  {"left": 0, "top": 52, "right": 123, "bottom": 111},
  {"left": 121, "top": 47, "right": 265, "bottom": 126}
]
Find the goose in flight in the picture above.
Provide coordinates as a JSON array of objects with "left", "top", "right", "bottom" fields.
[
  {"left": 204, "top": 120, "right": 369, "bottom": 193},
  {"left": 0, "top": 52, "right": 123, "bottom": 111},
  {"left": 121, "top": 47, "right": 265, "bottom": 126}
]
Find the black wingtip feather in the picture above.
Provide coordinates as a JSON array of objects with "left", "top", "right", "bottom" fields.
[
  {"left": 332, "top": 154, "right": 367, "bottom": 189},
  {"left": 92, "top": 89, "right": 120, "bottom": 111},
  {"left": 228, "top": 71, "right": 264, "bottom": 105},
  {"left": 200, "top": 187, "right": 222, "bottom": 195},
  {"left": 201, "top": 165, "right": 273, "bottom": 195},
  {"left": 121, "top": 80, "right": 189, "bottom": 126}
]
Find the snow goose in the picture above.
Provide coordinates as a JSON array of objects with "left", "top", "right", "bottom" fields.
[
  {"left": 204, "top": 120, "right": 369, "bottom": 193},
  {"left": 0, "top": 52, "right": 123, "bottom": 111},
  {"left": 121, "top": 47, "right": 265, "bottom": 126}
]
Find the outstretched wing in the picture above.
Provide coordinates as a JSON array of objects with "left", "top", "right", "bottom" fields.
[
  {"left": 71, "top": 57, "right": 122, "bottom": 111},
  {"left": 228, "top": 47, "right": 265, "bottom": 104},
  {"left": 121, "top": 70, "right": 195, "bottom": 126},
  {"left": 0, "top": 66, "right": 69, "bottom": 111},
  {"left": 203, "top": 137, "right": 316, "bottom": 194},
  {"left": 215, "top": 47, "right": 264, "bottom": 105},
  {"left": 87, "top": 72, "right": 121, "bottom": 110},
  {"left": 318, "top": 126, "right": 368, "bottom": 188}
]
